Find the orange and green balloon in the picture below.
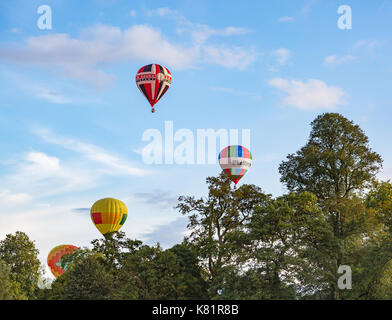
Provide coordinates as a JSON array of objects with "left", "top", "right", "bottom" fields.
[
  {"left": 90, "top": 198, "right": 128, "bottom": 236},
  {"left": 47, "top": 244, "right": 78, "bottom": 278}
]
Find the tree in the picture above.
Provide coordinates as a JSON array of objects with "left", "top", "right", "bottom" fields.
[
  {"left": 278, "top": 113, "right": 384, "bottom": 299},
  {"left": 176, "top": 173, "right": 269, "bottom": 296},
  {"left": 0, "top": 231, "right": 41, "bottom": 299}
]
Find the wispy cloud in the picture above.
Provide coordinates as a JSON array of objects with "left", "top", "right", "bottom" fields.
[
  {"left": 1, "top": 127, "right": 150, "bottom": 203},
  {"left": 34, "top": 128, "right": 148, "bottom": 176},
  {"left": 278, "top": 16, "right": 295, "bottom": 23},
  {"left": 202, "top": 45, "right": 257, "bottom": 70},
  {"left": 301, "top": 0, "right": 319, "bottom": 16},
  {"left": 5, "top": 151, "right": 95, "bottom": 198},
  {"left": 324, "top": 54, "right": 356, "bottom": 65},
  {"left": 273, "top": 48, "right": 292, "bottom": 66},
  {"left": 147, "top": 7, "right": 251, "bottom": 44},
  {"left": 3, "top": 70, "right": 102, "bottom": 105},
  {"left": 269, "top": 78, "right": 346, "bottom": 110},
  {"left": 34, "top": 88, "right": 72, "bottom": 104},
  {"left": 354, "top": 40, "right": 379, "bottom": 50}
]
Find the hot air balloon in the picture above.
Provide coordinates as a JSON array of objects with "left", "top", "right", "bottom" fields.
[
  {"left": 135, "top": 64, "right": 172, "bottom": 113},
  {"left": 90, "top": 198, "right": 128, "bottom": 237},
  {"left": 218, "top": 145, "right": 252, "bottom": 189},
  {"left": 47, "top": 244, "right": 78, "bottom": 278}
]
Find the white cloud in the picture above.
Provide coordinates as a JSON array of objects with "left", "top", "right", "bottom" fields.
[
  {"left": 120, "top": 25, "right": 198, "bottom": 69},
  {"left": 26, "top": 152, "right": 60, "bottom": 171},
  {"left": 324, "top": 54, "right": 356, "bottom": 65},
  {"left": 269, "top": 78, "right": 346, "bottom": 110},
  {"left": 273, "top": 48, "right": 291, "bottom": 66},
  {"left": 129, "top": 10, "right": 137, "bottom": 17},
  {"left": 0, "top": 19, "right": 256, "bottom": 89}
]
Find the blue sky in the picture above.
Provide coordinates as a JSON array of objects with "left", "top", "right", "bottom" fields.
[{"left": 0, "top": 0, "right": 391, "bottom": 280}]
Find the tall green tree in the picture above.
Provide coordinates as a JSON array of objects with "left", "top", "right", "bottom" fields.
[{"left": 278, "top": 113, "right": 383, "bottom": 299}]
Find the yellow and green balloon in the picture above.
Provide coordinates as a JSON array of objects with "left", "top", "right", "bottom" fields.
[{"left": 90, "top": 198, "right": 128, "bottom": 236}]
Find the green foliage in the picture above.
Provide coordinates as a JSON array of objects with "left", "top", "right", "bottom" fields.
[
  {"left": 0, "top": 258, "right": 11, "bottom": 300},
  {"left": 279, "top": 113, "right": 382, "bottom": 200},
  {"left": 113, "top": 243, "right": 208, "bottom": 300},
  {"left": 51, "top": 249, "right": 115, "bottom": 300},
  {"left": 91, "top": 231, "right": 143, "bottom": 270},
  {"left": 244, "top": 192, "right": 335, "bottom": 299},
  {"left": 0, "top": 231, "right": 41, "bottom": 299}
]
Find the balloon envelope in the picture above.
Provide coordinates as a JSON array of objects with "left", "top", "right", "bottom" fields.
[
  {"left": 218, "top": 145, "right": 252, "bottom": 187},
  {"left": 135, "top": 64, "right": 172, "bottom": 111},
  {"left": 47, "top": 244, "right": 78, "bottom": 278},
  {"left": 90, "top": 198, "right": 128, "bottom": 236}
]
